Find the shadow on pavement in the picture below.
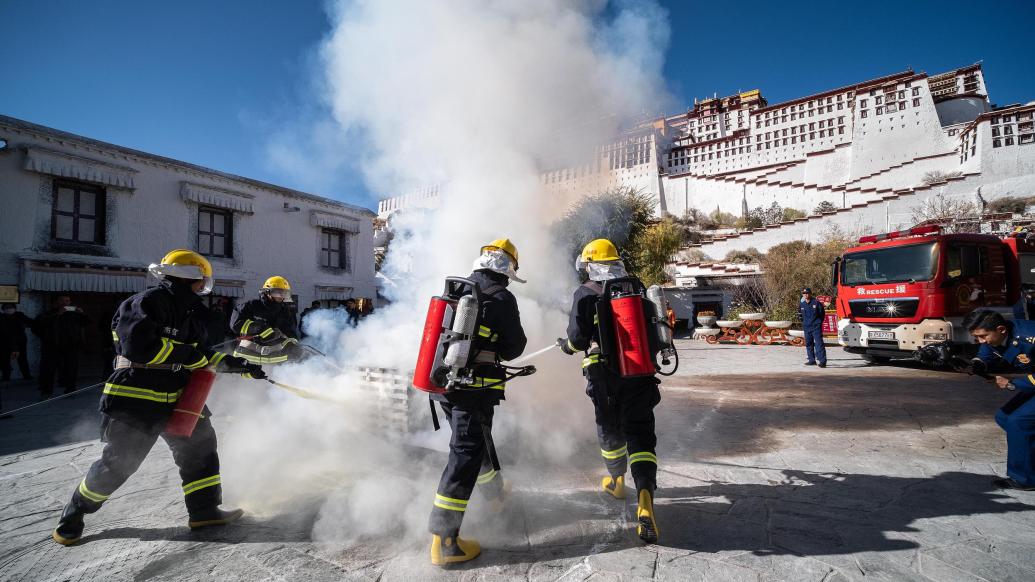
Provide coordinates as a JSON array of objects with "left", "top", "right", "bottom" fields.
[{"left": 477, "top": 469, "right": 1034, "bottom": 569}]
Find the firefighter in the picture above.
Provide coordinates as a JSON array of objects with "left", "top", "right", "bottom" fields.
[
  {"left": 428, "top": 238, "right": 527, "bottom": 566},
  {"left": 965, "top": 309, "right": 1035, "bottom": 490},
  {"left": 230, "top": 276, "right": 301, "bottom": 365},
  {"left": 51, "top": 250, "right": 266, "bottom": 546},
  {"left": 799, "top": 287, "right": 827, "bottom": 368},
  {"left": 558, "top": 238, "right": 661, "bottom": 544}
]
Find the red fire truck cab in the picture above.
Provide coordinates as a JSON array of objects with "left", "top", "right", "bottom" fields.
[{"left": 834, "top": 225, "right": 1035, "bottom": 362}]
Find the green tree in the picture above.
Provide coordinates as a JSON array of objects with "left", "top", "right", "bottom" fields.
[
  {"left": 627, "top": 218, "right": 684, "bottom": 286},
  {"left": 758, "top": 227, "right": 854, "bottom": 321},
  {"left": 813, "top": 200, "right": 838, "bottom": 214},
  {"left": 551, "top": 185, "right": 655, "bottom": 270},
  {"left": 724, "top": 247, "right": 763, "bottom": 264},
  {"left": 782, "top": 207, "right": 807, "bottom": 221}
]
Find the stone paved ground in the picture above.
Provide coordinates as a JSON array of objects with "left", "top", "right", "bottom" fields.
[{"left": 3, "top": 340, "right": 1035, "bottom": 581}]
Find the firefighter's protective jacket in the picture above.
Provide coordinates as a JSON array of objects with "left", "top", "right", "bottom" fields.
[
  {"left": 102, "top": 282, "right": 227, "bottom": 429},
  {"left": 230, "top": 297, "right": 299, "bottom": 364},
  {"left": 436, "top": 269, "right": 526, "bottom": 403},
  {"left": 566, "top": 281, "right": 605, "bottom": 355}
]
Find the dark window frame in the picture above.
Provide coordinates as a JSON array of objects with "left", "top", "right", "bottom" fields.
[
  {"left": 198, "top": 206, "right": 234, "bottom": 258},
  {"left": 320, "top": 228, "right": 351, "bottom": 272},
  {"left": 51, "top": 180, "right": 106, "bottom": 245}
]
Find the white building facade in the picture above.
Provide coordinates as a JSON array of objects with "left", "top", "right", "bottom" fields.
[
  {"left": 0, "top": 115, "right": 376, "bottom": 365},
  {"left": 377, "top": 63, "right": 1034, "bottom": 257}
]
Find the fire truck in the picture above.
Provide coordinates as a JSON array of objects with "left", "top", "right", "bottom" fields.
[{"left": 833, "top": 225, "right": 1035, "bottom": 363}]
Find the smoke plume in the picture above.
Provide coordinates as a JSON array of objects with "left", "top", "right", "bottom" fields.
[{"left": 216, "top": 0, "right": 671, "bottom": 548}]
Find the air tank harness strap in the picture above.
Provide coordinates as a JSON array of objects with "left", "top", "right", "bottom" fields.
[{"left": 456, "top": 364, "right": 536, "bottom": 391}]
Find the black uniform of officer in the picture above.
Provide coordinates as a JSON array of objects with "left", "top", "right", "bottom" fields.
[
  {"left": 52, "top": 250, "right": 262, "bottom": 546},
  {"left": 231, "top": 276, "right": 300, "bottom": 365},
  {"left": 428, "top": 240, "right": 527, "bottom": 566},
  {"left": 560, "top": 238, "right": 661, "bottom": 544}
]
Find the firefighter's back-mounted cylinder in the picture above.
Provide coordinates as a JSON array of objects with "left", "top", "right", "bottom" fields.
[
  {"left": 412, "top": 278, "right": 484, "bottom": 393},
  {"left": 595, "top": 277, "right": 678, "bottom": 377}
]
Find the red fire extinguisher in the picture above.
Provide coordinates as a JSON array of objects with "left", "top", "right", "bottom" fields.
[
  {"left": 596, "top": 277, "right": 659, "bottom": 378},
  {"left": 412, "top": 278, "right": 481, "bottom": 393},
  {"left": 165, "top": 368, "right": 216, "bottom": 437}
]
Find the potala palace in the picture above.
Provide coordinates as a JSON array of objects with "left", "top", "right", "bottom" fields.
[{"left": 378, "top": 63, "right": 1035, "bottom": 256}]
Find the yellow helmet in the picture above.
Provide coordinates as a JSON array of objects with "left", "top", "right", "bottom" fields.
[
  {"left": 580, "top": 239, "right": 620, "bottom": 263},
  {"left": 481, "top": 238, "right": 519, "bottom": 268},
  {"left": 262, "top": 276, "right": 291, "bottom": 291},
  {"left": 148, "top": 249, "right": 214, "bottom": 295},
  {"left": 261, "top": 276, "right": 293, "bottom": 302}
]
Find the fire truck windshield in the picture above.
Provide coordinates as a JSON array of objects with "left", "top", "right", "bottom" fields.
[{"left": 841, "top": 242, "right": 939, "bottom": 286}]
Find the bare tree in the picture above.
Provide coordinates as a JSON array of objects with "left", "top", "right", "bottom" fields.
[{"left": 910, "top": 193, "right": 980, "bottom": 233}]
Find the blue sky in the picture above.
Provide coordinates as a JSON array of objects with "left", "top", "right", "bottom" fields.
[{"left": 2, "top": 0, "right": 1033, "bottom": 210}]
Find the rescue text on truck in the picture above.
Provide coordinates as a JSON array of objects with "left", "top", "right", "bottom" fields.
[{"left": 832, "top": 225, "right": 1035, "bottom": 364}]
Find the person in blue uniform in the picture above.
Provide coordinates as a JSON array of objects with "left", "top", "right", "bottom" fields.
[
  {"left": 51, "top": 250, "right": 265, "bottom": 546},
  {"left": 966, "top": 309, "right": 1035, "bottom": 491},
  {"left": 558, "top": 238, "right": 661, "bottom": 544},
  {"left": 799, "top": 287, "right": 827, "bottom": 368},
  {"left": 427, "top": 238, "right": 527, "bottom": 566},
  {"left": 1012, "top": 284, "right": 1035, "bottom": 321}
]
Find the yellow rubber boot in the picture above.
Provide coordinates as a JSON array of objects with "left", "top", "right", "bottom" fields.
[
  {"left": 431, "top": 534, "right": 481, "bottom": 566},
  {"left": 636, "top": 489, "right": 659, "bottom": 544},
  {"left": 601, "top": 475, "right": 625, "bottom": 499}
]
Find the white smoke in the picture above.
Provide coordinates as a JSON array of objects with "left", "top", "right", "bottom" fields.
[{"left": 217, "top": 0, "right": 671, "bottom": 547}]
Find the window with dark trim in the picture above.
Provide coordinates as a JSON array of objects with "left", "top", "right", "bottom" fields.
[
  {"left": 52, "top": 181, "right": 105, "bottom": 244},
  {"left": 198, "top": 207, "right": 233, "bottom": 258},
  {"left": 320, "top": 228, "right": 351, "bottom": 271}
]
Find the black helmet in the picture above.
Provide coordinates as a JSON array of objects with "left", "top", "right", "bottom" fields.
[{"left": 802, "top": 287, "right": 813, "bottom": 294}]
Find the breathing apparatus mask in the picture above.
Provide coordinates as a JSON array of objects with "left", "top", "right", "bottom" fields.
[
  {"left": 472, "top": 249, "right": 526, "bottom": 283},
  {"left": 575, "top": 256, "right": 629, "bottom": 282}
]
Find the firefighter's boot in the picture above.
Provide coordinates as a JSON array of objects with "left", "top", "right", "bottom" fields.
[
  {"left": 602, "top": 475, "right": 625, "bottom": 499},
  {"left": 188, "top": 507, "right": 244, "bottom": 529},
  {"left": 52, "top": 502, "right": 86, "bottom": 546},
  {"left": 636, "top": 488, "right": 659, "bottom": 544},
  {"left": 431, "top": 532, "right": 481, "bottom": 566}
]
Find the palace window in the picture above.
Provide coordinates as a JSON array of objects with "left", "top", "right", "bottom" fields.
[
  {"left": 320, "top": 228, "right": 351, "bottom": 271},
  {"left": 913, "top": 98, "right": 920, "bottom": 107},
  {"left": 876, "top": 107, "right": 883, "bottom": 115},
  {"left": 912, "top": 87, "right": 920, "bottom": 96},
  {"left": 52, "top": 181, "right": 105, "bottom": 245},
  {"left": 198, "top": 207, "right": 233, "bottom": 258},
  {"left": 876, "top": 96, "right": 883, "bottom": 105},
  {"left": 861, "top": 110, "right": 868, "bottom": 118},
  {"left": 861, "top": 99, "right": 868, "bottom": 108}
]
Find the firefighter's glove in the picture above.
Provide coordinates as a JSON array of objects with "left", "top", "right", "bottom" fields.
[
  {"left": 557, "top": 337, "right": 577, "bottom": 355},
  {"left": 215, "top": 355, "right": 252, "bottom": 374},
  {"left": 242, "top": 363, "right": 266, "bottom": 380}
]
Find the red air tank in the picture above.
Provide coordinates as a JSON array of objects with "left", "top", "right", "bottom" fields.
[
  {"left": 610, "top": 294, "right": 655, "bottom": 377},
  {"left": 412, "top": 296, "right": 451, "bottom": 393},
  {"left": 165, "top": 368, "right": 216, "bottom": 438}
]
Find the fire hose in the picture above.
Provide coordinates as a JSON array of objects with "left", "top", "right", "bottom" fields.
[
  {"left": 264, "top": 378, "right": 351, "bottom": 404},
  {"left": 0, "top": 381, "right": 106, "bottom": 419}
]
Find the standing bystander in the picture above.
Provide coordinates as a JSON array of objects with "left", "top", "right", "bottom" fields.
[
  {"left": 799, "top": 287, "right": 827, "bottom": 368},
  {"left": 34, "top": 295, "right": 90, "bottom": 399},
  {"left": 1, "top": 303, "right": 35, "bottom": 381}
]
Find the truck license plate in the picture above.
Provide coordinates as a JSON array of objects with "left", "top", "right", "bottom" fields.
[{"left": 868, "top": 331, "right": 895, "bottom": 340}]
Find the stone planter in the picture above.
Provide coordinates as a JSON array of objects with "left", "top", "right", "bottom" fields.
[
  {"left": 697, "top": 315, "right": 717, "bottom": 328},
  {"left": 764, "top": 321, "right": 792, "bottom": 329},
  {"left": 738, "top": 313, "right": 767, "bottom": 321},
  {"left": 695, "top": 327, "right": 721, "bottom": 336},
  {"left": 788, "top": 330, "right": 805, "bottom": 338},
  {"left": 717, "top": 320, "right": 743, "bottom": 328}
]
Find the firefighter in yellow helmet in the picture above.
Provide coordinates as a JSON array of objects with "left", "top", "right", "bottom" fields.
[
  {"left": 52, "top": 250, "right": 264, "bottom": 546},
  {"left": 427, "top": 237, "right": 528, "bottom": 566},
  {"left": 230, "top": 276, "right": 302, "bottom": 365},
  {"left": 557, "top": 238, "right": 662, "bottom": 543}
]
